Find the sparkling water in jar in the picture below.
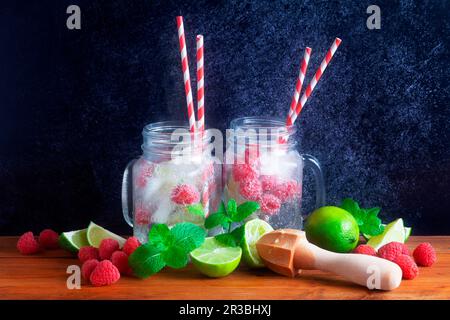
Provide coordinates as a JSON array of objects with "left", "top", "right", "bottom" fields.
[
  {"left": 224, "top": 117, "right": 325, "bottom": 230},
  {"left": 122, "top": 121, "right": 221, "bottom": 243}
]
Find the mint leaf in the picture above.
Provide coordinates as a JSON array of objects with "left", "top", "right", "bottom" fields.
[
  {"left": 205, "top": 212, "right": 230, "bottom": 229},
  {"left": 186, "top": 204, "right": 205, "bottom": 217},
  {"left": 340, "top": 198, "right": 360, "bottom": 215},
  {"left": 148, "top": 224, "right": 173, "bottom": 250},
  {"left": 359, "top": 208, "right": 383, "bottom": 236},
  {"left": 365, "top": 207, "right": 381, "bottom": 217},
  {"left": 214, "top": 233, "right": 237, "bottom": 247},
  {"left": 232, "top": 201, "right": 260, "bottom": 222},
  {"left": 170, "top": 222, "right": 205, "bottom": 253},
  {"left": 230, "top": 225, "right": 245, "bottom": 246},
  {"left": 227, "top": 199, "right": 237, "bottom": 217},
  {"left": 162, "top": 245, "right": 189, "bottom": 269},
  {"left": 216, "top": 201, "right": 226, "bottom": 214},
  {"left": 340, "top": 199, "right": 384, "bottom": 237},
  {"left": 128, "top": 244, "right": 166, "bottom": 278}
]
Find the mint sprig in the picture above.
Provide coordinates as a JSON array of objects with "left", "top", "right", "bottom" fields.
[
  {"left": 340, "top": 198, "right": 384, "bottom": 236},
  {"left": 204, "top": 199, "right": 260, "bottom": 247},
  {"left": 129, "top": 222, "right": 205, "bottom": 278}
]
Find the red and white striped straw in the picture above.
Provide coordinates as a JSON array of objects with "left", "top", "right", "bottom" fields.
[
  {"left": 196, "top": 35, "right": 205, "bottom": 132},
  {"left": 286, "top": 47, "right": 312, "bottom": 125},
  {"left": 288, "top": 38, "right": 342, "bottom": 126},
  {"left": 176, "top": 16, "right": 196, "bottom": 133}
]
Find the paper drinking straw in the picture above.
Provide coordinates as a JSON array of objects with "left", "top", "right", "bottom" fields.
[
  {"left": 288, "top": 38, "right": 342, "bottom": 126},
  {"left": 176, "top": 16, "right": 196, "bottom": 133},
  {"left": 196, "top": 35, "right": 205, "bottom": 132},
  {"left": 286, "top": 47, "right": 312, "bottom": 125}
]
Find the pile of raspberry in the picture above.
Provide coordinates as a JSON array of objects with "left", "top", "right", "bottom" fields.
[
  {"left": 16, "top": 229, "right": 60, "bottom": 254},
  {"left": 16, "top": 230, "right": 141, "bottom": 287},
  {"left": 353, "top": 241, "right": 437, "bottom": 280},
  {"left": 79, "top": 236, "right": 141, "bottom": 286},
  {"left": 231, "top": 153, "right": 300, "bottom": 215}
]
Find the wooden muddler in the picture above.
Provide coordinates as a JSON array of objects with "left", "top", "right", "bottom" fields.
[{"left": 256, "top": 229, "right": 402, "bottom": 290}]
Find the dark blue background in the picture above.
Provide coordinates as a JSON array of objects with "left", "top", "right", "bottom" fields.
[{"left": 0, "top": 0, "right": 449, "bottom": 235}]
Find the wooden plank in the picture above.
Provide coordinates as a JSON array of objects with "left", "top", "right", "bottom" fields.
[{"left": 0, "top": 236, "right": 449, "bottom": 300}]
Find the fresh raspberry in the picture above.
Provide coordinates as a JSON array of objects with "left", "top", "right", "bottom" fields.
[
  {"left": 89, "top": 260, "right": 121, "bottom": 286},
  {"left": 99, "top": 239, "right": 120, "bottom": 260},
  {"left": 378, "top": 242, "right": 410, "bottom": 262},
  {"left": 232, "top": 163, "right": 259, "bottom": 182},
  {"left": 273, "top": 180, "right": 300, "bottom": 202},
  {"left": 78, "top": 246, "right": 100, "bottom": 263},
  {"left": 122, "top": 236, "right": 141, "bottom": 256},
  {"left": 135, "top": 207, "right": 151, "bottom": 225},
  {"left": 394, "top": 254, "right": 419, "bottom": 280},
  {"left": 171, "top": 184, "right": 200, "bottom": 205},
  {"left": 81, "top": 259, "right": 99, "bottom": 280},
  {"left": 17, "top": 232, "right": 40, "bottom": 255},
  {"left": 136, "top": 161, "right": 154, "bottom": 188},
  {"left": 111, "top": 251, "right": 132, "bottom": 275},
  {"left": 353, "top": 244, "right": 377, "bottom": 256},
  {"left": 239, "top": 178, "right": 263, "bottom": 201},
  {"left": 413, "top": 242, "right": 436, "bottom": 267},
  {"left": 260, "top": 194, "right": 281, "bottom": 215},
  {"left": 260, "top": 175, "right": 278, "bottom": 193},
  {"left": 38, "top": 229, "right": 60, "bottom": 249}
]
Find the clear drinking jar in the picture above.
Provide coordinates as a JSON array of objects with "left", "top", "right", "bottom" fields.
[
  {"left": 122, "top": 121, "right": 221, "bottom": 243},
  {"left": 224, "top": 117, "right": 325, "bottom": 229}
]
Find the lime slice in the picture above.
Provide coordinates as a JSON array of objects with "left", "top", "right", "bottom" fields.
[
  {"left": 241, "top": 219, "right": 273, "bottom": 268},
  {"left": 367, "top": 219, "right": 405, "bottom": 250},
  {"left": 86, "top": 222, "right": 126, "bottom": 248},
  {"left": 363, "top": 224, "right": 412, "bottom": 242},
  {"left": 190, "top": 237, "right": 242, "bottom": 278},
  {"left": 404, "top": 227, "right": 412, "bottom": 241},
  {"left": 58, "top": 228, "right": 89, "bottom": 253}
]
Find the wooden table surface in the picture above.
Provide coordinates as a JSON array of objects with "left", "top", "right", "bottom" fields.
[{"left": 0, "top": 236, "right": 449, "bottom": 300}]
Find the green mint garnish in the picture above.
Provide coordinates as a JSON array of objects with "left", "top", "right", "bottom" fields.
[
  {"left": 204, "top": 199, "right": 259, "bottom": 247},
  {"left": 340, "top": 198, "right": 384, "bottom": 237},
  {"left": 128, "top": 222, "right": 206, "bottom": 278},
  {"left": 128, "top": 244, "right": 166, "bottom": 278},
  {"left": 232, "top": 201, "right": 260, "bottom": 222}
]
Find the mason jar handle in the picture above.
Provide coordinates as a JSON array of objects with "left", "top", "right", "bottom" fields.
[
  {"left": 302, "top": 154, "right": 326, "bottom": 208},
  {"left": 121, "top": 159, "right": 136, "bottom": 227}
]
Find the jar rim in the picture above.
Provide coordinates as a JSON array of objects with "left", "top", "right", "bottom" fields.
[{"left": 229, "top": 116, "right": 297, "bottom": 147}]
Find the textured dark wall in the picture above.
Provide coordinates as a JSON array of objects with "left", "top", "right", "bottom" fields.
[{"left": 0, "top": 0, "right": 449, "bottom": 235}]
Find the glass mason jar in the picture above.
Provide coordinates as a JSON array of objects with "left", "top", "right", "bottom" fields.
[
  {"left": 122, "top": 121, "right": 221, "bottom": 243},
  {"left": 224, "top": 117, "right": 325, "bottom": 230}
]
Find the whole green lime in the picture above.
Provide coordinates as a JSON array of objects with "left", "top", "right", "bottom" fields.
[{"left": 305, "top": 206, "right": 359, "bottom": 253}]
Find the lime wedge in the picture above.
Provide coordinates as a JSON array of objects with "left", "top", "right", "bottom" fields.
[
  {"left": 190, "top": 237, "right": 242, "bottom": 278},
  {"left": 363, "top": 223, "right": 412, "bottom": 242},
  {"left": 58, "top": 228, "right": 89, "bottom": 253},
  {"left": 86, "top": 222, "right": 126, "bottom": 248},
  {"left": 367, "top": 219, "right": 405, "bottom": 250},
  {"left": 241, "top": 219, "right": 273, "bottom": 268},
  {"left": 404, "top": 227, "right": 412, "bottom": 241}
]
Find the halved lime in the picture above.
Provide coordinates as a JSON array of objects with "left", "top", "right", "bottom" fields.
[
  {"left": 86, "top": 222, "right": 126, "bottom": 248},
  {"left": 241, "top": 219, "right": 273, "bottom": 268},
  {"left": 58, "top": 228, "right": 89, "bottom": 253},
  {"left": 190, "top": 237, "right": 242, "bottom": 278},
  {"left": 363, "top": 223, "right": 412, "bottom": 242},
  {"left": 367, "top": 218, "right": 405, "bottom": 250}
]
